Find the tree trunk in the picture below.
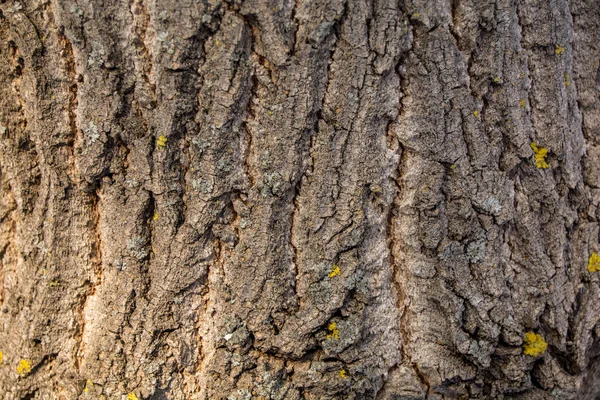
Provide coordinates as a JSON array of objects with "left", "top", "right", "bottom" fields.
[{"left": 0, "top": 0, "right": 599, "bottom": 398}]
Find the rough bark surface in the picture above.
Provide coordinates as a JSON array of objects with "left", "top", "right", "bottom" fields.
[{"left": 0, "top": 0, "right": 599, "bottom": 398}]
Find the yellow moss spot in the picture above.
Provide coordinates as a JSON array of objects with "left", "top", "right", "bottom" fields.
[
  {"left": 49, "top": 280, "right": 60, "bottom": 287},
  {"left": 565, "top": 72, "right": 570, "bottom": 87},
  {"left": 127, "top": 393, "right": 139, "bottom": 400},
  {"left": 17, "top": 359, "right": 31, "bottom": 376},
  {"left": 328, "top": 264, "right": 341, "bottom": 278},
  {"left": 153, "top": 212, "right": 159, "bottom": 221},
  {"left": 492, "top": 76, "right": 502, "bottom": 84},
  {"left": 530, "top": 142, "right": 549, "bottom": 169},
  {"left": 523, "top": 331, "right": 547, "bottom": 356},
  {"left": 339, "top": 369, "right": 347, "bottom": 378},
  {"left": 555, "top": 44, "right": 565, "bottom": 55},
  {"left": 520, "top": 99, "right": 526, "bottom": 109},
  {"left": 326, "top": 322, "right": 339, "bottom": 340},
  {"left": 473, "top": 110, "right": 479, "bottom": 119},
  {"left": 156, "top": 135, "right": 168, "bottom": 148},
  {"left": 411, "top": 12, "right": 421, "bottom": 19},
  {"left": 83, "top": 379, "right": 93, "bottom": 393},
  {"left": 588, "top": 252, "right": 600, "bottom": 272}
]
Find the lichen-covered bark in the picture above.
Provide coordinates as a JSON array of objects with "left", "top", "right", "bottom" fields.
[{"left": 0, "top": 0, "right": 598, "bottom": 399}]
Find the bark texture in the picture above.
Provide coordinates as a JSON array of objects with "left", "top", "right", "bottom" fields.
[{"left": 0, "top": 0, "right": 599, "bottom": 398}]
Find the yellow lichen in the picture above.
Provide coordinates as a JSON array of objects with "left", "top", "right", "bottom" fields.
[
  {"left": 328, "top": 264, "right": 341, "bottom": 278},
  {"left": 326, "top": 322, "right": 339, "bottom": 340},
  {"left": 83, "top": 379, "right": 93, "bottom": 393},
  {"left": 555, "top": 44, "right": 565, "bottom": 55},
  {"left": 156, "top": 135, "right": 168, "bottom": 148},
  {"left": 520, "top": 99, "right": 526, "bottom": 109},
  {"left": 339, "top": 369, "right": 347, "bottom": 378},
  {"left": 523, "top": 331, "right": 547, "bottom": 356},
  {"left": 49, "top": 280, "right": 60, "bottom": 287},
  {"left": 153, "top": 212, "right": 159, "bottom": 221},
  {"left": 127, "top": 393, "right": 139, "bottom": 400},
  {"left": 473, "top": 110, "right": 479, "bottom": 118},
  {"left": 588, "top": 252, "right": 600, "bottom": 272},
  {"left": 565, "top": 72, "right": 570, "bottom": 87},
  {"left": 17, "top": 359, "right": 31, "bottom": 376},
  {"left": 370, "top": 184, "right": 382, "bottom": 193},
  {"left": 530, "top": 142, "right": 549, "bottom": 169}
]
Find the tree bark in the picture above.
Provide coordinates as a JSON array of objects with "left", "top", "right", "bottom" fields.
[{"left": 0, "top": 0, "right": 599, "bottom": 398}]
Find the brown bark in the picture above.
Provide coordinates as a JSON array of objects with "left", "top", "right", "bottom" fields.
[{"left": 0, "top": 0, "right": 599, "bottom": 398}]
